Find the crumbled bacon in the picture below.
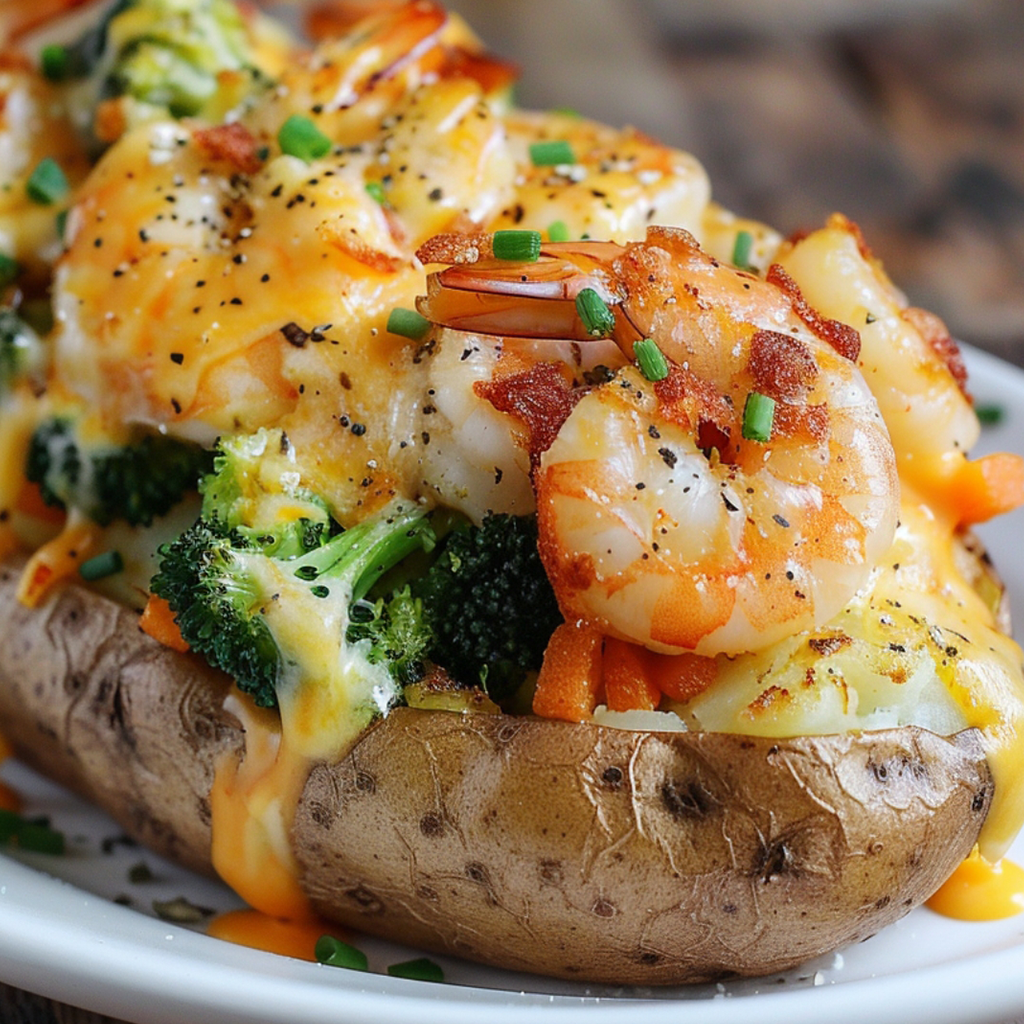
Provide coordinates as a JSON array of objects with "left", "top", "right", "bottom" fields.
[
  {"left": 194, "top": 123, "right": 263, "bottom": 175},
  {"left": 748, "top": 329, "right": 819, "bottom": 400},
  {"left": 902, "top": 305, "right": 970, "bottom": 398},
  {"left": 767, "top": 263, "right": 861, "bottom": 363}
]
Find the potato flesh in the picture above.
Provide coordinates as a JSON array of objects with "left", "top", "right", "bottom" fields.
[{"left": 0, "top": 556, "right": 993, "bottom": 984}]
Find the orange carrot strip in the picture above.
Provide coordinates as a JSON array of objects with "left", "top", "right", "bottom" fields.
[
  {"left": 532, "top": 620, "right": 605, "bottom": 722},
  {"left": 602, "top": 636, "right": 662, "bottom": 713},
  {"left": 16, "top": 519, "right": 102, "bottom": 608},
  {"left": 953, "top": 452, "right": 1024, "bottom": 526},
  {"left": 139, "top": 593, "right": 190, "bottom": 653},
  {"left": 647, "top": 651, "right": 719, "bottom": 704},
  {"left": 14, "top": 480, "right": 67, "bottom": 526},
  {"left": 0, "top": 526, "right": 21, "bottom": 562}
]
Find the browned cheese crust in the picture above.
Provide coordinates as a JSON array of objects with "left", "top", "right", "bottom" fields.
[{"left": 0, "top": 555, "right": 994, "bottom": 984}]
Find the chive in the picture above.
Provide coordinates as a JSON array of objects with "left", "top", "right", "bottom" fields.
[
  {"left": 386, "top": 307, "right": 431, "bottom": 341},
  {"left": 277, "top": 115, "right": 331, "bottom": 163},
  {"left": 731, "top": 229, "right": 754, "bottom": 270},
  {"left": 742, "top": 391, "right": 776, "bottom": 442},
  {"left": 79, "top": 550, "right": 124, "bottom": 582},
  {"left": 547, "top": 220, "right": 570, "bottom": 242},
  {"left": 26, "top": 157, "right": 69, "bottom": 206},
  {"left": 387, "top": 957, "right": 445, "bottom": 983},
  {"left": 365, "top": 180, "right": 387, "bottom": 206},
  {"left": 55, "top": 209, "right": 69, "bottom": 242},
  {"left": 152, "top": 896, "right": 215, "bottom": 923},
  {"left": 976, "top": 403, "right": 1005, "bottom": 426},
  {"left": 315, "top": 935, "right": 368, "bottom": 971},
  {"left": 529, "top": 139, "right": 575, "bottom": 166},
  {"left": 128, "top": 861, "right": 155, "bottom": 883},
  {"left": 0, "top": 254, "right": 19, "bottom": 288},
  {"left": 575, "top": 288, "right": 615, "bottom": 338},
  {"left": 0, "top": 810, "right": 65, "bottom": 855},
  {"left": 633, "top": 338, "right": 669, "bottom": 382},
  {"left": 492, "top": 229, "right": 541, "bottom": 262},
  {"left": 40, "top": 44, "right": 69, "bottom": 81}
]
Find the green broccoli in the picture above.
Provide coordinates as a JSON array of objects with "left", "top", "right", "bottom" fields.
[
  {"left": 25, "top": 416, "right": 212, "bottom": 528},
  {"left": 46, "top": 0, "right": 269, "bottom": 122},
  {"left": 150, "top": 429, "right": 435, "bottom": 710},
  {"left": 413, "top": 513, "right": 563, "bottom": 702},
  {"left": 0, "top": 308, "right": 46, "bottom": 395}
]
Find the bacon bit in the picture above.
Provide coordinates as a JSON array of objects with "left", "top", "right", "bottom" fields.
[
  {"left": 416, "top": 231, "right": 493, "bottom": 266},
  {"left": 826, "top": 212, "right": 876, "bottom": 263},
  {"left": 532, "top": 620, "right": 605, "bottom": 722},
  {"left": 655, "top": 365, "right": 738, "bottom": 458},
  {"left": 602, "top": 637, "right": 662, "bottom": 713},
  {"left": 440, "top": 46, "right": 519, "bottom": 94},
  {"left": 767, "top": 263, "right": 861, "bottom": 363},
  {"left": 194, "top": 123, "right": 263, "bottom": 175},
  {"left": 744, "top": 684, "right": 791, "bottom": 718},
  {"left": 902, "top": 306, "right": 970, "bottom": 398},
  {"left": 748, "top": 329, "right": 819, "bottom": 400},
  {"left": 772, "top": 401, "right": 830, "bottom": 444},
  {"left": 808, "top": 634, "right": 853, "bottom": 657},
  {"left": 475, "top": 361, "right": 579, "bottom": 467},
  {"left": 317, "top": 219, "right": 404, "bottom": 273},
  {"left": 93, "top": 98, "right": 128, "bottom": 145}
]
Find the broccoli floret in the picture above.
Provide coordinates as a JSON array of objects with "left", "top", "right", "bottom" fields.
[
  {"left": 25, "top": 416, "right": 212, "bottom": 527},
  {"left": 413, "top": 513, "right": 563, "bottom": 701},
  {"left": 49, "top": 0, "right": 270, "bottom": 122},
  {"left": 150, "top": 430, "right": 436, "bottom": 710},
  {"left": 0, "top": 308, "right": 46, "bottom": 395}
]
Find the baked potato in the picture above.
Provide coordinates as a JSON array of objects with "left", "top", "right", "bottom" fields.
[{"left": 1, "top": 0, "right": 1023, "bottom": 990}]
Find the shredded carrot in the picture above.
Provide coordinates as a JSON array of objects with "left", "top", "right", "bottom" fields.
[
  {"left": 952, "top": 452, "right": 1024, "bottom": 526},
  {"left": 14, "top": 480, "right": 67, "bottom": 526},
  {"left": 602, "top": 637, "right": 662, "bottom": 712},
  {"left": 16, "top": 518, "right": 103, "bottom": 608},
  {"left": 139, "top": 593, "right": 190, "bottom": 653},
  {"left": 532, "top": 620, "right": 605, "bottom": 722},
  {"left": 647, "top": 651, "right": 719, "bottom": 704},
  {"left": 0, "top": 525, "right": 20, "bottom": 562}
]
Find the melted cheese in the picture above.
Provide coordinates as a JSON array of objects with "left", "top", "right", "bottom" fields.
[
  {"left": 927, "top": 849, "right": 1024, "bottom": 921},
  {"left": 207, "top": 909, "right": 343, "bottom": 961}
]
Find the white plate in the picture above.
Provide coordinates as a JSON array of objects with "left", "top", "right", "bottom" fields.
[{"left": 2, "top": 345, "right": 1024, "bottom": 1024}]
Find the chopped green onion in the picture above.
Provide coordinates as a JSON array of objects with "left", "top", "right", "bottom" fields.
[
  {"left": 152, "top": 896, "right": 214, "bottom": 924},
  {"left": 40, "top": 44, "right": 69, "bottom": 81},
  {"left": 387, "top": 957, "right": 445, "bottom": 983},
  {"left": 976, "top": 403, "right": 1005, "bottom": 426},
  {"left": 575, "top": 287, "right": 615, "bottom": 338},
  {"left": 0, "top": 254, "right": 19, "bottom": 288},
  {"left": 315, "top": 935, "right": 368, "bottom": 971},
  {"left": 529, "top": 139, "right": 575, "bottom": 166},
  {"left": 26, "top": 157, "right": 69, "bottom": 206},
  {"left": 633, "top": 338, "right": 669, "bottom": 382},
  {"left": 731, "top": 229, "right": 754, "bottom": 270},
  {"left": 277, "top": 115, "right": 331, "bottom": 163},
  {"left": 55, "top": 209, "right": 69, "bottom": 242},
  {"left": 79, "top": 550, "right": 124, "bottom": 582},
  {"left": 386, "top": 307, "right": 431, "bottom": 341},
  {"left": 492, "top": 229, "right": 542, "bottom": 262},
  {"left": 547, "top": 220, "right": 570, "bottom": 242},
  {"left": 742, "top": 391, "right": 776, "bottom": 442},
  {"left": 0, "top": 810, "right": 65, "bottom": 855},
  {"left": 365, "top": 180, "right": 387, "bottom": 206},
  {"left": 128, "top": 861, "right": 155, "bottom": 883}
]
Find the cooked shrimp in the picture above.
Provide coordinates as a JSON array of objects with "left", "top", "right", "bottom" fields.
[{"left": 418, "top": 226, "right": 900, "bottom": 656}]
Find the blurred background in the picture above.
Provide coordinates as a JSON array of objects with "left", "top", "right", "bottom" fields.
[{"left": 307, "top": 0, "right": 1024, "bottom": 367}]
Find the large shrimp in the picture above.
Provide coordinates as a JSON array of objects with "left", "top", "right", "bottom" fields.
[{"left": 417, "top": 225, "right": 900, "bottom": 656}]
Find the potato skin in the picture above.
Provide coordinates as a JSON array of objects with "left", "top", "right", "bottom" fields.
[{"left": 0, "top": 555, "right": 994, "bottom": 984}]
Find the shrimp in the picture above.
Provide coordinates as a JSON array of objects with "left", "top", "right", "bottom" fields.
[{"left": 417, "top": 225, "right": 900, "bottom": 656}]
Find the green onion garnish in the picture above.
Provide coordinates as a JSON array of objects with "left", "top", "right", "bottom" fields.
[
  {"left": 742, "top": 391, "right": 776, "bottom": 442},
  {"left": 386, "top": 307, "right": 431, "bottom": 341},
  {"left": 55, "top": 209, "right": 69, "bottom": 242},
  {"left": 387, "top": 957, "right": 445, "bottom": 983},
  {"left": 79, "top": 550, "right": 124, "bottom": 582},
  {"left": 731, "top": 229, "right": 754, "bottom": 270},
  {"left": 492, "top": 229, "right": 542, "bottom": 262},
  {"left": 547, "top": 220, "right": 571, "bottom": 242},
  {"left": 633, "top": 338, "right": 669, "bottom": 382},
  {"left": 365, "top": 180, "right": 387, "bottom": 206},
  {"left": 575, "top": 287, "right": 615, "bottom": 338},
  {"left": 277, "top": 115, "right": 331, "bottom": 163},
  {"left": 315, "top": 935, "right": 369, "bottom": 971},
  {"left": 152, "top": 896, "right": 214, "bottom": 924},
  {"left": 26, "top": 157, "right": 69, "bottom": 206},
  {"left": 0, "top": 254, "right": 19, "bottom": 288},
  {"left": 530, "top": 139, "right": 575, "bottom": 166},
  {"left": 0, "top": 810, "right": 65, "bottom": 855},
  {"left": 40, "top": 44, "right": 69, "bottom": 81},
  {"left": 976, "top": 403, "right": 1005, "bottom": 426}
]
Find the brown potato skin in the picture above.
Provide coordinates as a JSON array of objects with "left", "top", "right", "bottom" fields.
[{"left": 0, "top": 555, "right": 994, "bottom": 984}]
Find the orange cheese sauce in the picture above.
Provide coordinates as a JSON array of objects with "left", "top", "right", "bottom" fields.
[
  {"left": 927, "top": 850, "right": 1024, "bottom": 921},
  {"left": 207, "top": 909, "right": 347, "bottom": 962},
  {"left": 0, "top": 735, "right": 22, "bottom": 812}
]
